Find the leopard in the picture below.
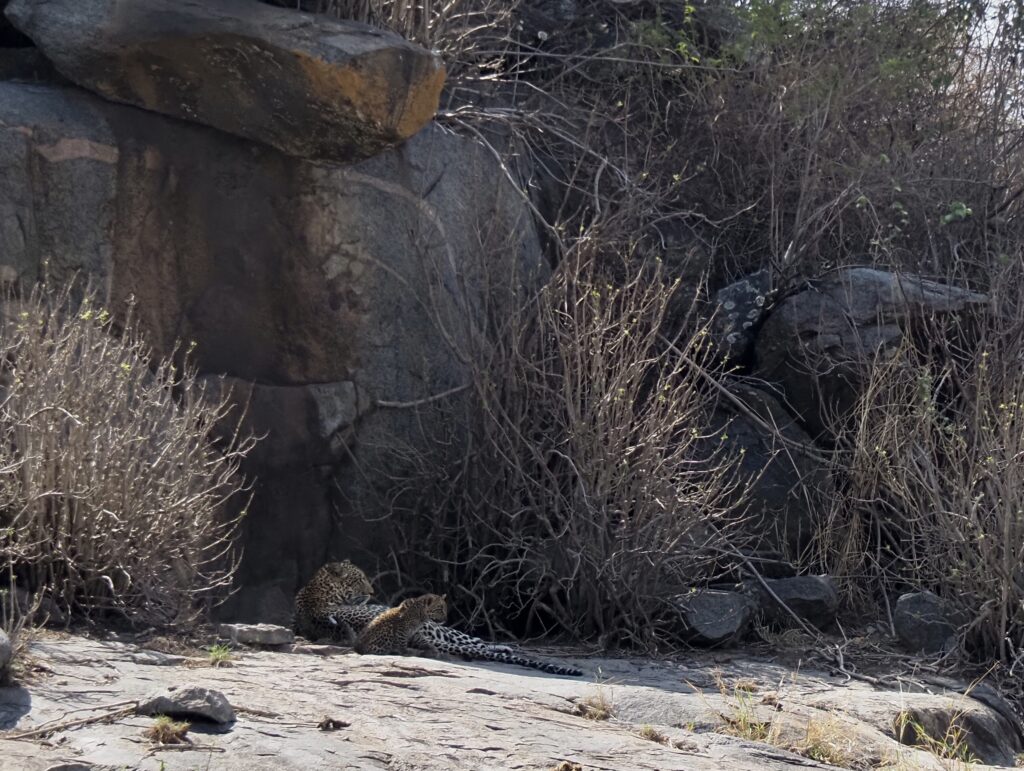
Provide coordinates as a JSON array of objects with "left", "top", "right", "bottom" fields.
[
  {"left": 330, "top": 600, "right": 584, "bottom": 677},
  {"left": 293, "top": 560, "right": 583, "bottom": 677},
  {"left": 292, "top": 560, "right": 375, "bottom": 644},
  {"left": 354, "top": 593, "right": 448, "bottom": 655}
]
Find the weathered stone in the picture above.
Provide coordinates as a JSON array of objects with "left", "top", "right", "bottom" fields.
[
  {"left": 218, "top": 622, "right": 294, "bottom": 646},
  {"left": 893, "top": 591, "right": 959, "bottom": 654},
  {"left": 0, "top": 628, "right": 11, "bottom": 678},
  {"left": 755, "top": 268, "right": 987, "bottom": 439},
  {"left": 751, "top": 575, "right": 839, "bottom": 629},
  {"left": 0, "top": 81, "right": 545, "bottom": 621},
  {"left": 672, "top": 590, "right": 755, "bottom": 646},
  {"left": 5, "top": 0, "right": 445, "bottom": 162},
  {"left": 137, "top": 686, "right": 235, "bottom": 724},
  {"left": 706, "top": 384, "right": 832, "bottom": 557},
  {"left": 128, "top": 650, "right": 186, "bottom": 666},
  {"left": 710, "top": 269, "right": 773, "bottom": 364}
]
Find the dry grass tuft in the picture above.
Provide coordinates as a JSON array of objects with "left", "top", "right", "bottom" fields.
[
  {"left": 637, "top": 724, "right": 668, "bottom": 744},
  {"left": 795, "top": 717, "right": 860, "bottom": 768},
  {"left": 573, "top": 689, "right": 614, "bottom": 722},
  {"left": 894, "top": 708, "right": 978, "bottom": 765},
  {"left": 143, "top": 715, "right": 191, "bottom": 745}
]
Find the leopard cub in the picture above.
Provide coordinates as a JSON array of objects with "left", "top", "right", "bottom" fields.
[{"left": 354, "top": 593, "right": 447, "bottom": 656}]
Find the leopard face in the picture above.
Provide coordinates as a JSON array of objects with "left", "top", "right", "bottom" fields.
[{"left": 397, "top": 593, "right": 447, "bottom": 624}]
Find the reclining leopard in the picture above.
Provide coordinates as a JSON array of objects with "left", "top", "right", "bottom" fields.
[
  {"left": 293, "top": 560, "right": 582, "bottom": 677},
  {"left": 355, "top": 593, "right": 448, "bottom": 655}
]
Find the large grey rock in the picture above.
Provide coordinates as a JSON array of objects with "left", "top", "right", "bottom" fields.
[
  {"left": 750, "top": 575, "right": 839, "bottom": 629},
  {"left": 706, "top": 384, "right": 832, "bottom": 557},
  {"left": 0, "top": 81, "right": 545, "bottom": 622},
  {"left": 893, "top": 591, "right": 960, "bottom": 654},
  {"left": 672, "top": 589, "right": 755, "bottom": 646},
  {"left": 137, "top": 686, "right": 235, "bottom": 724},
  {"left": 5, "top": 0, "right": 445, "bottom": 162},
  {"left": 755, "top": 268, "right": 987, "bottom": 439},
  {"left": 0, "top": 628, "right": 11, "bottom": 678},
  {"left": 218, "top": 622, "right": 294, "bottom": 646}
]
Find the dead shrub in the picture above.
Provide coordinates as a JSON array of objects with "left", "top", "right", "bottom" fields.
[
  {"left": 816, "top": 262, "right": 1024, "bottom": 663},
  {"left": 371, "top": 212, "right": 745, "bottom": 645},
  {"left": 0, "top": 282, "right": 253, "bottom": 628}
]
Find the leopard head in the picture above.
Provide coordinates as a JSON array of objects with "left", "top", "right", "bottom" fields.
[
  {"left": 399, "top": 593, "right": 447, "bottom": 622},
  {"left": 317, "top": 560, "right": 374, "bottom": 603}
]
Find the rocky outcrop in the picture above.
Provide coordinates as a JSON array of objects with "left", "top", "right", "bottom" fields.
[
  {"left": 755, "top": 268, "right": 987, "bottom": 439},
  {"left": 0, "top": 80, "right": 545, "bottom": 621},
  {"left": 5, "top": 0, "right": 445, "bottom": 162}
]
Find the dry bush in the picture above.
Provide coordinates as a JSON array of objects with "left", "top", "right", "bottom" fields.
[
  {"left": 432, "top": 0, "right": 1024, "bottom": 295},
  {"left": 539, "top": 0, "right": 1024, "bottom": 283},
  {"left": 372, "top": 213, "right": 745, "bottom": 645},
  {"left": 0, "top": 282, "right": 253, "bottom": 628},
  {"left": 815, "top": 262, "right": 1024, "bottom": 663}
]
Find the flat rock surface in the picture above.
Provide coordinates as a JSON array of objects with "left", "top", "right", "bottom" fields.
[{"left": 0, "top": 632, "right": 1019, "bottom": 770}]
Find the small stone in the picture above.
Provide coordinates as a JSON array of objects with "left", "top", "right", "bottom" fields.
[
  {"left": 672, "top": 590, "right": 755, "bottom": 646},
  {"left": 218, "top": 623, "right": 294, "bottom": 646},
  {"left": 137, "top": 686, "right": 235, "bottom": 724},
  {"left": 893, "top": 591, "right": 959, "bottom": 654},
  {"left": 129, "top": 650, "right": 186, "bottom": 666}
]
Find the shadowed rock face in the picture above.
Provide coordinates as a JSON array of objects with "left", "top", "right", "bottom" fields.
[
  {"left": 704, "top": 383, "right": 833, "bottom": 558},
  {"left": 0, "top": 81, "right": 545, "bottom": 619},
  {"left": 755, "top": 268, "right": 988, "bottom": 440},
  {"left": 5, "top": 0, "right": 445, "bottom": 161}
]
